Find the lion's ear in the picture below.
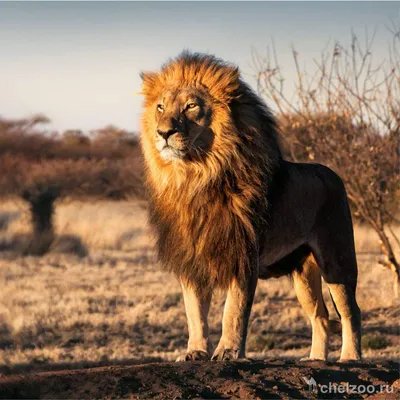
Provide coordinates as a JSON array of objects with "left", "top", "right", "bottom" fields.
[{"left": 140, "top": 72, "right": 160, "bottom": 98}]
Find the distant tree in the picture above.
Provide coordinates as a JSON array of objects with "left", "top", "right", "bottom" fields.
[
  {"left": 90, "top": 125, "right": 139, "bottom": 148},
  {"left": 62, "top": 130, "right": 90, "bottom": 147},
  {"left": 0, "top": 114, "right": 50, "bottom": 134},
  {"left": 0, "top": 115, "right": 144, "bottom": 254}
]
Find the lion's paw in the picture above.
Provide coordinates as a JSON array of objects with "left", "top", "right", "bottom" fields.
[
  {"left": 176, "top": 350, "right": 210, "bottom": 362},
  {"left": 299, "top": 357, "right": 326, "bottom": 362},
  {"left": 211, "top": 347, "right": 240, "bottom": 361}
]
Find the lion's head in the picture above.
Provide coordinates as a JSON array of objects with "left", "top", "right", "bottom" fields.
[
  {"left": 139, "top": 52, "right": 255, "bottom": 186},
  {"left": 149, "top": 85, "right": 214, "bottom": 161}
]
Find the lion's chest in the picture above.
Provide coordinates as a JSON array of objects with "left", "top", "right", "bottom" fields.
[{"left": 149, "top": 188, "right": 255, "bottom": 281}]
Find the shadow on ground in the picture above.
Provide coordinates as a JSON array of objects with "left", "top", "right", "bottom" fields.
[{"left": 0, "top": 233, "right": 88, "bottom": 257}]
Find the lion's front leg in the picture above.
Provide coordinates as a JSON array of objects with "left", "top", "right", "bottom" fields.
[
  {"left": 177, "top": 281, "right": 212, "bottom": 361},
  {"left": 212, "top": 269, "right": 258, "bottom": 361}
]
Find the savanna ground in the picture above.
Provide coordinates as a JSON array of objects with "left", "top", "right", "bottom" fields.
[{"left": 0, "top": 200, "right": 399, "bottom": 398}]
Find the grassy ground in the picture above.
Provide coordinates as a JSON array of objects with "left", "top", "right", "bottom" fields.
[{"left": 0, "top": 200, "right": 399, "bottom": 374}]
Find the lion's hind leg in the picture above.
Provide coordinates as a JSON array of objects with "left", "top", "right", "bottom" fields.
[
  {"left": 310, "top": 239, "right": 361, "bottom": 362},
  {"left": 293, "top": 254, "right": 332, "bottom": 361},
  {"left": 310, "top": 187, "right": 362, "bottom": 362}
]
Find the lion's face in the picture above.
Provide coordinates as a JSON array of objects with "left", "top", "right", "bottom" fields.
[{"left": 153, "top": 87, "right": 214, "bottom": 161}]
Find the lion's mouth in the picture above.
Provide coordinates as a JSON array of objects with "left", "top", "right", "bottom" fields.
[{"left": 159, "top": 145, "right": 186, "bottom": 161}]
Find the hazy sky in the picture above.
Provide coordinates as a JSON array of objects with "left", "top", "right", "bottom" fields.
[{"left": 0, "top": 1, "right": 398, "bottom": 132}]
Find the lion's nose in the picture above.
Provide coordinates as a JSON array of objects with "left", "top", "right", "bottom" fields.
[{"left": 157, "top": 127, "right": 178, "bottom": 140}]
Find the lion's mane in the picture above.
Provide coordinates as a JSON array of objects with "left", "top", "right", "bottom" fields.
[{"left": 140, "top": 51, "right": 282, "bottom": 289}]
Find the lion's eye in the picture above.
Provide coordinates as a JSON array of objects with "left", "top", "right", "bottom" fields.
[
  {"left": 186, "top": 103, "right": 197, "bottom": 110},
  {"left": 157, "top": 104, "right": 164, "bottom": 113}
]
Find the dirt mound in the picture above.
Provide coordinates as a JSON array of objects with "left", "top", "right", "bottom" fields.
[{"left": 0, "top": 359, "right": 398, "bottom": 399}]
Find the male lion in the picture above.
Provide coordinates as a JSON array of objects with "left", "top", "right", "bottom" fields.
[{"left": 140, "top": 51, "right": 361, "bottom": 362}]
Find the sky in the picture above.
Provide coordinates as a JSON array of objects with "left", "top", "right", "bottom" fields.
[{"left": 0, "top": 1, "right": 398, "bottom": 133}]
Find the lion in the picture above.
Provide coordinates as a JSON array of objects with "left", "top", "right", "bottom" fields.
[{"left": 139, "top": 51, "right": 361, "bottom": 362}]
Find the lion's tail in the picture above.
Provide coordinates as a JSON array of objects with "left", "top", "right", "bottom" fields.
[{"left": 328, "top": 291, "right": 342, "bottom": 335}]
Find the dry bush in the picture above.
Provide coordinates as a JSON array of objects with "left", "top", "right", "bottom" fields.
[{"left": 254, "top": 28, "right": 400, "bottom": 299}]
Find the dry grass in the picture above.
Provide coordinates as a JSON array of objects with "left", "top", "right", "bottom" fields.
[
  {"left": 0, "top": 200, "right": 399, "bottom": 374},
  {"left": 353, "top": 224, "right": 399, "bottom": 255}
]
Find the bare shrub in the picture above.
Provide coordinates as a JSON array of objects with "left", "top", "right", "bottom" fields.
[{"left": 254, "top": 28, "right": 400, "bottom": 299}]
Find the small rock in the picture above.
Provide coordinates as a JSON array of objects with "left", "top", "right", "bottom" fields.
[{"left": 392, "top": 379, "right": 400, "bottom": 388}]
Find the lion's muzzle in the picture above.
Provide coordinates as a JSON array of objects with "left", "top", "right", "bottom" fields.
[{"left": 155, "top": 135, "right": 186, "bottom": 161}]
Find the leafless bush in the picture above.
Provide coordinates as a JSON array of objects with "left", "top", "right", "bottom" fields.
[{"left": 253, "top": 27, "right": 400, "bottom": 299}]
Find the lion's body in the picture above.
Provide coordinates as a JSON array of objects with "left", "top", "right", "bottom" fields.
[
  {"left": 140, "top": 52, "right": 361, "bottom": 362},
  {"left": 259, "top": 161, "right": 353, "bottom": 276}
]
